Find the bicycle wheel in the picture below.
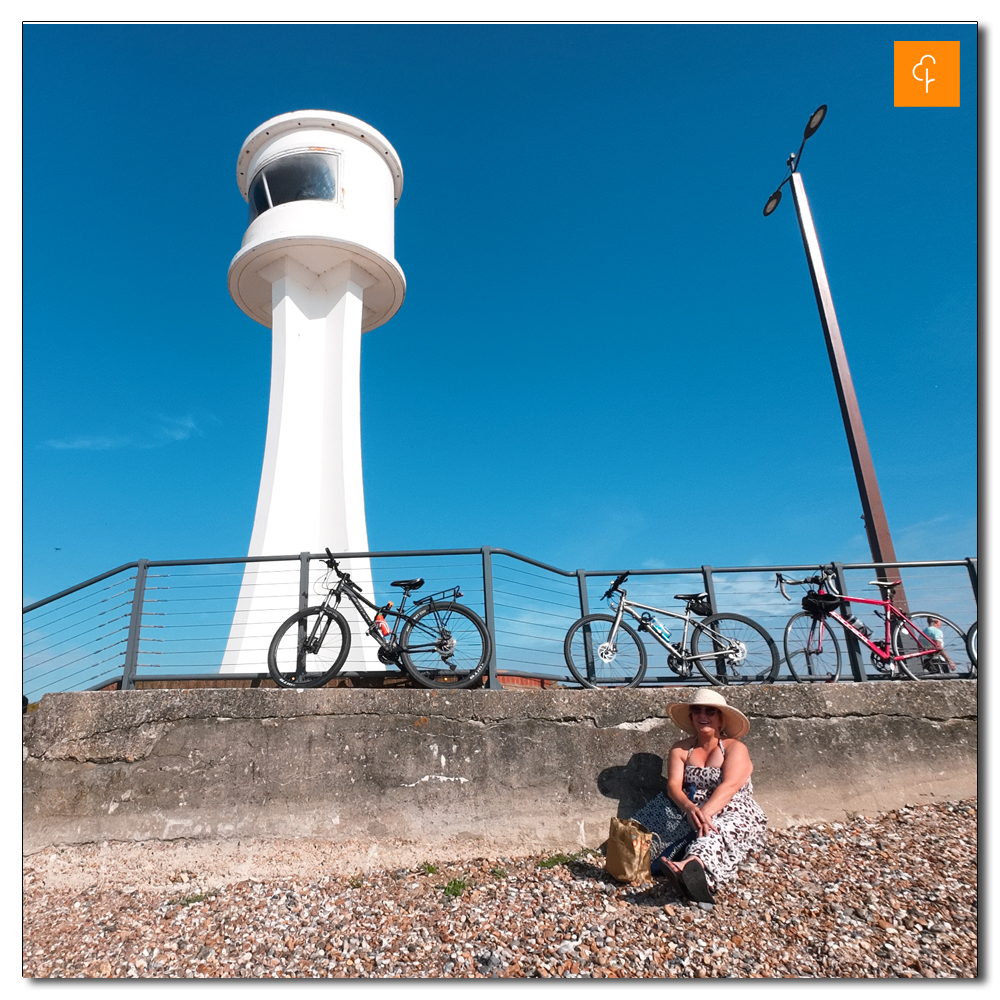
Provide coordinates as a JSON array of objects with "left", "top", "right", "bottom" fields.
[
  {"left": 782, "top": 612, "right": 842, "bottom": 683},
  {"left": 892, "top": 612, "right": 974, "bottom": 680},
  {"left": 966, "top": 621, "right": 977, "bottom": 669},
  {"left": 563, "top": 614, "right": 647, "bottom": 688},
  {"left": 690, "top": 614, "right": 780, "bottom": 686},
  {"left": 267, "top": 606, "right": 351, "bottom": 688},
  {"left": 399, "top": 601, "right": 491, "bottom": 689}
]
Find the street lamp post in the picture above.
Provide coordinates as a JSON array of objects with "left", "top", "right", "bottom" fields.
[{"left": 764, "top": 106, "right": 908, "bottom": 611}]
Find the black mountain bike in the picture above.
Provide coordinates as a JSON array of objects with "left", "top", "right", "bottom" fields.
[{"left": 267, "top": 549, "right": 492, "bottom": 690}]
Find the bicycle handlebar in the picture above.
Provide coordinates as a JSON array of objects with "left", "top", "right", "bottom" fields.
[
  {"left": 323, "top": 547, "right": 362, "bottom": 593},
  {"left": 601, "top": 572, "right": 629, "bottom": 601},
  {"left": 775, "top": 566, "right": 840, "bottom": 599}
]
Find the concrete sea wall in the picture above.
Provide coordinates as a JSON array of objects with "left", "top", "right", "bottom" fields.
[{"left": 22, "top": 683, "right": 977, "bottom": 855}]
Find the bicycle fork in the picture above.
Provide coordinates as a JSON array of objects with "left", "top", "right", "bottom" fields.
[
  {"left": 296, "top": 601, "right": 336, "bottom": 677},
  {"left": 601, "top": 596, "right": 628, "bottom": 661},
  {"left": 581, "top": 594, "right": 628, "bottom": 682}
]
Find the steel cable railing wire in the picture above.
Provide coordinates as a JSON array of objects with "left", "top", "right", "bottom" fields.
[
  {"left": 490, "top": 601, "right": 580, "bottom": 627},
  {"left": 490, "top": 604, "right": 579, "bottom": 634},
  {"left": 491, "top": 570, "right": 577, "bottom": 599},
  {"left": 491, "top": 588, "right": 580, "bottom": 614},
  {"left": 23, "top": 610, "right": 132, "bottom": 655},
  {"left": 27, "top": 629, "right": 131, "bottom": 677},
  {"left": 140, "top": 617, "right": 267, "bottom": 629},
  {"left": 490, "top": 560, "right": 581, "bottom": 677},
  {"left": 25, "top": 640, "right": 129, "bottom": 699},
  {"left": 49, "top": 645, "right": 129, "bottom": 684},
  {"left": 492, "top": 610, "right": 577, "bottom": 674},
  {"left": 492, "top": 609, "right": 579, "bottom": 637},
  {"left": 22, "top": 608, "right": 133, "bottom": 654},
  {"left": 24, "top": 614, "right": 132, "bottom": 673},
  {"left": 23, "top": 577, "right": 137, "bottom": 623},
  {"left": 25, "top": 614, "right": 131, "bottom": 664},
  {"left": 495, "top": 636, "right": 567, "bottom": 654},
  {"left": 23, "top": 594, "right": 135, "bottom": 646},
  {"left": 492, "top": 556, "right": 576, "bottom": 587},
  {"left": 32, "top": 655, "right": 134, "bottom": 699},
  {"left": 72, "top": 658, "right": 136, "bottom": 691},
  {"left": 493, "top": 620, "right": 578, "bottom": 642},
  {"left": 492, "top": 561, "right": 577, "bottom": 586}
]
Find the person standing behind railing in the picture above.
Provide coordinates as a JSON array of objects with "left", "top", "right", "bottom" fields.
[{"left": 924, "top": 618, "right": 955, "bottom": 673}]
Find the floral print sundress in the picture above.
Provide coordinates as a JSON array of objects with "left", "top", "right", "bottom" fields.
[{"left": 681, "top": 740, "right": 767, "bottom": 888}]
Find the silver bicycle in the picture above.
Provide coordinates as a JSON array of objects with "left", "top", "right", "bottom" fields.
[{"left": 563, "top": 572, "right": 780, "bottom": 688}]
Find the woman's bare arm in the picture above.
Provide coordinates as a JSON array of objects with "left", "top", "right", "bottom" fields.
[{"left": 666, "top": 740, "right": 691, "bottom": 808}]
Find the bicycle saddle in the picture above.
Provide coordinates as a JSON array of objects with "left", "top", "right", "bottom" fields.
[
  {"left": 674, "top": 592, "right": 708, "bottom": 601},
  {"left": 869, "top": 580, "right": 901, "bottom": 589},
  {"left": 391, "top": 578, "right": 424, "bottom": 591}
]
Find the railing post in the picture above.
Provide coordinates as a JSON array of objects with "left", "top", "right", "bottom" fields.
[
  {"left": 294, "top": 552, "right": 312, "bottom": 682},
  {"left": 481, "top": 547, "right": 499, "bottom": 689},
  {"left": 576, "top": 570, "right": 595, "bottom": 683},
  {"left": 701, "top": 566, "right": 718, "bottom": 615},
  {"left": 298, "top": 551, "right": 311, "bottom": 613},
  {"left": 576, "top": 570, "right": 590, "bottom": 618},
  {"left": 831, "top": 561, "right": 866, "bottom": 682},
  {"left": 121, "top": 559, "right": 149, "bottom": 690},
  {"left": 965, "top": 557, "right": 978, "bottom": 605},
  {"left": 701, "top": 566, "right": 725, "bottom": 681}
]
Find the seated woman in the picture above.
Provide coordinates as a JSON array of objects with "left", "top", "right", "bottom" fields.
[{"left": 662, "top": 688, "right": 767, "bottom": 904}]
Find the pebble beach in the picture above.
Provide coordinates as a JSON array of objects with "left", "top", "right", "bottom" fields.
[{"left": 23, "top": 797, "right": 976, "bottom": 979}]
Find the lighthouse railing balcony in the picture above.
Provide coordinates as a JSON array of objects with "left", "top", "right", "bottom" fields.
[{"left": 23, "top": 549, "right": 977, "bottom": 704}]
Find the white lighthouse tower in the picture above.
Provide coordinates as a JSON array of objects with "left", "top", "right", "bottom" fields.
[{"left": 221, "top": 110, "right": 405, "bottom": 673}]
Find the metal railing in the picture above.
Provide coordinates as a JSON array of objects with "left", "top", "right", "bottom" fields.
[{"left": 22, "top": 549, "right": 978, "bottom": 702}]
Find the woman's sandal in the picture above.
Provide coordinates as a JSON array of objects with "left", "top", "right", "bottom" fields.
[
  {"left": 679, "top": 859, "right": 715, "bottom": 904},
  {"left": 651, "top": 858, "right": 682, "bottom": 892}
]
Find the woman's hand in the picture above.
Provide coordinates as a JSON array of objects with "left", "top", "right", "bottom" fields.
[{"left": 684, "top": 802, "right": 718, "bottom": 837}]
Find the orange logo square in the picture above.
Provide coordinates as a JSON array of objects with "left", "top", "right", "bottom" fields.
[{"left": 894, "top": 41, "right": 960, "bottom": 107}]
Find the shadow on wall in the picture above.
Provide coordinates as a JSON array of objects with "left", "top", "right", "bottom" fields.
[{"left": 598, "top": 753, "right": 669, "bottom": 819}]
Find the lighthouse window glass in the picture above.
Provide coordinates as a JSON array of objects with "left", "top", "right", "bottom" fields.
[{"left": 247, "top": 151, "right": 340, "bottom": 223}]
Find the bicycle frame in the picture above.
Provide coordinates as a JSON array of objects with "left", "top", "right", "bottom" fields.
[
  {"left": 317, "top": 570, "right": 409, "bottom": 651},
  {"left": 606, "top": 591, "right": 715, "bottom": 665},
  {"left": 824, "top": 593, "right": 936, "bottom": 668},
  {"left": 317, "top": 565, "right": 466, "bottom": 661}
]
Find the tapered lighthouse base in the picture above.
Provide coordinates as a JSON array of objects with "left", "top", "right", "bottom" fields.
[{"left": 221, "top": 257, "right": 384, "bottom": 673}]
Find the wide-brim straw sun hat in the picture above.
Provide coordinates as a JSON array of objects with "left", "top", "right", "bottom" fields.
[{"left": 666, "top": 688, "right": 751, "bottom": 739}]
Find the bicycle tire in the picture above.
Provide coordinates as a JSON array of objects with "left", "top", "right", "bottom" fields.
[
  {"left": 563, "top": 613, "right": 647, "bottom": 688},
  {"left": 966, "top": 621, "right": 977, "bottom": 669},
  {"left": 690, "top": 613, "right": 780, "bottom": 686},
  {"left": 892, "top": 612, "right": 974, "bottom": 681},
  {"left": 399, "top": 601, "right": 491, "bottom": 689},
  {"left": 267, "top": 606, "right": 351, "bottom": 688},
  {"left": 782, "top": 612, "right": 842, "bottom": 683}
]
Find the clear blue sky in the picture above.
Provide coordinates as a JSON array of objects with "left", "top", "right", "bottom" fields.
[{"left": 22, "top": 23, "right": 978, "bottom": 605}]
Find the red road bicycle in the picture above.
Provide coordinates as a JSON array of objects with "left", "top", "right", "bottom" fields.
[{"left": 776, "top": 566, "right": 975, "bottom": 682}]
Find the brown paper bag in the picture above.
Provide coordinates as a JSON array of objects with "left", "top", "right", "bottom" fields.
[{"left": 605, "top": 817, "right": 653, "bottom": 884}]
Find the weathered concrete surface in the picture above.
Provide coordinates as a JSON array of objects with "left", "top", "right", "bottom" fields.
[{"left": 22, "top": 683, "right": 977, "bottom": 855}]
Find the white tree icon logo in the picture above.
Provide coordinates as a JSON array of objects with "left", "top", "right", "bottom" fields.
[{"left": 912, "top": 54, "right": 936, "bottom": 93}]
